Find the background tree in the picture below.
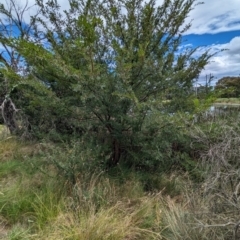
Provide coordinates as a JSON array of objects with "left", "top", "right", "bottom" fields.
[
  {"left": 1, "top": 0, "right": 213, "bottom": 169},
  {"left": 215, "top": 76, "right": 240, "bottom": 98}
]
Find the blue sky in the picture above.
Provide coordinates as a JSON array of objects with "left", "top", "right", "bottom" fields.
[
  {"left": 182, "top": 30, "right": 240, "bottom": 84},
  {"left": 178, "top": 0, "right": 240, "bottom": 84},
  {"left": 183, "top": 30, "right": 240, "bottom": 48},
  {"left": 1, "top": 0, "right": 240, "bottom": 85}
]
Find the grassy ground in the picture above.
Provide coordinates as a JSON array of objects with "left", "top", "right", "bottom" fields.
[
  {"left": 215, "top": 98, "right": 240, "bottom": 105},
  {"left": 0, "top": 123, "right": 239, "bottom": 239}
]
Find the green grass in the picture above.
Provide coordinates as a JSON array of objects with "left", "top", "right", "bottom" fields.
[
  {"left": 0, "top": 160, "right": 21, "bottom": 178},
  {"left": 6, "top": 225, "right": 31, "bottom": 240},
  {"left": 0, "top": 133, "right": 238, "bottom": 239},
  {"left": 0, "top": 138, "right": 179, "bottom": 239}
]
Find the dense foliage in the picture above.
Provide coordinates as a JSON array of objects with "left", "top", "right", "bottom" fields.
[{"left": 0, "top": 0, "right": 213, "bottom": 169}]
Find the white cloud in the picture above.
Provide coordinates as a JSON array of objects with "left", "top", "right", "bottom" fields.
[
  {"left": 155, "top": 0, "right": 240, "bottom": 35},
  {"left": 0, "top": 0, "right": 69, "bottom": 24},
  {"left": 197, "top": 37, "right": 240, "bottom": 84},
  {"left": 183, "top": 0, "right": 240, "bottom": 35}
]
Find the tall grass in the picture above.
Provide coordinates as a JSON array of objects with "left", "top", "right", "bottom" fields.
[{"left": 1, "top": 117, "right": 240, "bottom": 239}]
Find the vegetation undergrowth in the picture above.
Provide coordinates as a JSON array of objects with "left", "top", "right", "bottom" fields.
[{"left": 1, "top": 112, "right": 240, "bottom": 239}]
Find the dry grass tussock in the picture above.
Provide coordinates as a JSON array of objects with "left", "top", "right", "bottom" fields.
[{"left": 38, "top": 196, "right": 163, "bottom": 240}]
